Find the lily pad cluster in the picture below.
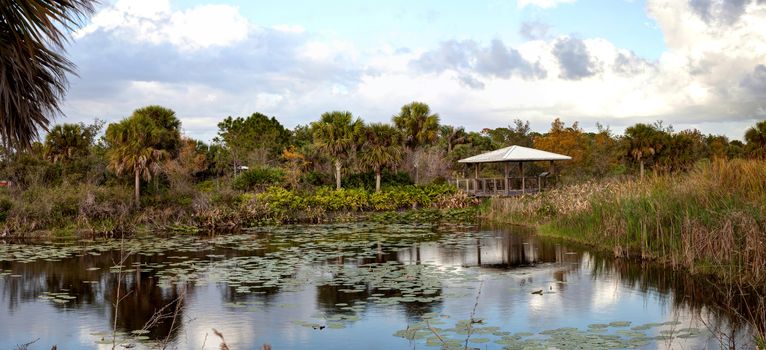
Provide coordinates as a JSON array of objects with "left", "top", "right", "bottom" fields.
[
  {"left": 1, "top": 222, "right": 713, "bottom": 349},
  {"left": 395, "top": 318, "right": 709, "bottom": 349},
  {"left": 38, "top": 290, "right": 77, "bottom": 304}
]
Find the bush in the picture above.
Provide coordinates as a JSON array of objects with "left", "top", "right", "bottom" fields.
[
  {"left": 310, "top": 187, "right": 370, "bottom": 211},
  {"left": 302, "top": 171, "right": 331, "bottom": 187},
  {"left": 0, "top": 196, "right": 12, "bottom": 222},
  {"left": 343, "top": 170, "right": 413, "bottom": 190},
  {"left": 233, "top": 167, "right": 285, "bottom": 191}
]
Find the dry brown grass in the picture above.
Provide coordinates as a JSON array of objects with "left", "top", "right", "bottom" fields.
[{"left": 486, "top": 159, "right": 766, "bottom": 285}]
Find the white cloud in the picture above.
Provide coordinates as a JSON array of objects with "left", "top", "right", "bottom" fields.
[
  {"left": 76, "top": 0, "right": 249, "bottom": 51},
  {"left": 517, "top": 0, "right": 577, "bottom": 9},
  {"left": 61, "top": 0, "right": 766, "bottom": 142}
]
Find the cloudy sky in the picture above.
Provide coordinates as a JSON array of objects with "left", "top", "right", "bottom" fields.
[{"left": 61, "top": 0, "right": 766, "bottom": 141}]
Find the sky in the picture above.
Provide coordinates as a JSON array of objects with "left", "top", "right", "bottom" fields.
[{"left": 60, "top": 0, "right": 766, "bottom": 141}]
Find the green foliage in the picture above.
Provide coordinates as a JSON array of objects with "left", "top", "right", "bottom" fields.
[
  {"left": 310, "top": 187, "right": 370, "bottom": 211},
  {"left": 233, "top": 167, "right": 285, "bottom": 191},
  {"left": 234, "top": 184, "right": 458, "bottom": 223},
  {"left": 43, "top": 121, "right": 101, "bottom": 164},
  {"left": 482, "top": 119, "right": 533, "bottom": 149},
  {"left": 0, "top": 196, "right": 12, "bottom": 222},
  {"left": 0, "top": 0, "right": 95, "bottom": 148},
  {"left": 488, "top": 159, "right": 766, "bottom": 284},
  {"left": 393, "top": 101, "right": 440, "bottom": 149},
  {"left": 311, "top": 111, "right": 363, "bottom": 161},
  {"left": 303, "top": 170, "right": 331, "bottom": 186},
  {"left": 745, "top": 120, "right": 766, "bottom": 159},
  {"left": 216, "top": 112, "right": 291, "bottom": 168},
  {"left": 439, "top": 125, "right": 468, "bottom": 153},
  {"left": 343, "top": 170, "right": 413, "bottom": 190},
  {"left": 311, "top": 111, "right": 364, "bottom": 189},
  {"left": 104, "top": 113, "right": 167, "bottom": 179},
  {"left": 131, "top": 106, "right": 182, "bottom": 156},
  {"left": 105, "top": 111, "right": 172, "bottom": 204},
  {"left": 359, "top": 123, "right": 404, "bottom": 190}
]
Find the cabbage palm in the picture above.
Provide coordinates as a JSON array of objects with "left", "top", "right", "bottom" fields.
[
  {"left": 439, "top": 125, "right": 467, "bottom": 153},
  {"left": 360, "top": 123, "right": 403, "bottom": 192},
  {"left": 745, "top": 120, "right": 766, "bottom": 160},
  {"left": 0, "top": 0, "right": 95, "bottom": 148},
  {"left": 105, "top": 115, "right": 168, "bottom": 206},
  {"left": 393, "top": 102, "right": 440, "bottom": 184},
  {"left": 624, "top": 123, "right": 665, "bottom": 179},
  {"left": 43, "top": 123, "right": 93, "bottom": 164},
  {"left": 312, "top": 111, "right": 363, "bottom": 190},
  {"left": 131, "top": 105, "right": 182, "bottom": 156}
]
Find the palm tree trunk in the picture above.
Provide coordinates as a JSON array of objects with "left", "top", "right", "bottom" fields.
[
  {"left": 134, "top": 168, "right": 140, "bottom": 206},
  {"left": 334, "top": 160, "right": 342, "bottom": 190},
  {"left": 414, "top": 149, "right": 420, "bottom": 185},
  {"left": 375, "top": 168, "right": 382, "bottom": 192},
  {"left": 639, "top": 159, "right": 645, "bottom": 179}
]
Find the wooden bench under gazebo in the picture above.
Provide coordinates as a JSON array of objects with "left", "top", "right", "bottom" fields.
[{"left": 451, "top": 145, "right": 571, "bottom": 197}]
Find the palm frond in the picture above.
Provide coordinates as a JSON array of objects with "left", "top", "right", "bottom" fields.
[{"left": 0, "top": 0, "right": 95, "bottom": 148}]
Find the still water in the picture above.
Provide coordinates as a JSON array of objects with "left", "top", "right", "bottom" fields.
[{"left": 0, "top": 223, "right": 754, "bottom": 349}]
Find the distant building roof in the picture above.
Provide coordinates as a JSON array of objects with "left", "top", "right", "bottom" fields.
[{"left": 457, "top": 145, "right": 572, "bottom": 163}]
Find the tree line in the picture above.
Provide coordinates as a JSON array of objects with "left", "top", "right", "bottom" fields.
[{"left": 1, "top": 101, "right": 765, "bottom": 207}]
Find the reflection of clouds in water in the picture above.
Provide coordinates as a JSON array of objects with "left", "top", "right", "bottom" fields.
[
  {"left": 178, "top": 282, "right": 318, "bottom": 348},
  {"left": 590, "top": 279, "right": 621, "bottom": 312},
  {"left": 0, "top": 225, "right": 755, "bottom": 349}
]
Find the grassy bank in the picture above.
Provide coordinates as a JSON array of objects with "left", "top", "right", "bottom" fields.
[
  {"left": 485, "top": 159, "right": 766, "bottom": 285},
  {"left": 0, "top": 183, "right": 479, "bottom": 237}
]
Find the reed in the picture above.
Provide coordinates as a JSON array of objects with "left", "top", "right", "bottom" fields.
[{"left": 486, "top": 158, "right": 766, "bottom": 285}]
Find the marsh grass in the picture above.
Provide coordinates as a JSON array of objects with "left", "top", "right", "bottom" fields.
[
  {"left": 486, "top": 159, "right": 766, "bottom": 285},
  {"left": 487, "top": 159, "right": 766, "bottom": 347}
]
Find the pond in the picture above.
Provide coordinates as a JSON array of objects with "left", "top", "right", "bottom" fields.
[{"left": 0, "top": 223, "right": 756, "bottom": 349}]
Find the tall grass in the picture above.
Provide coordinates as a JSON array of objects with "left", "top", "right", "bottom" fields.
[{"left": 486, "top": 159, "right": 766, "bottom": 285}]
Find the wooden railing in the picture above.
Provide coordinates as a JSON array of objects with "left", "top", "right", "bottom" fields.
[{"left": 449, "top": 176, "right": 546, "bottom": 197}]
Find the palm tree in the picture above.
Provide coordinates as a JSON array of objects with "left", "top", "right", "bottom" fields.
[
  {"left": 0, "top": 1, "right": 95, "bottom": 148},
  {"left": 439, "top": 125, "right": 467, "bottom": 153},
  {"left": 43, "top": 123, "right": 93, "bottom": 164},
  {"left": 393, "top": 102, "right": 440, "bottom": 184},
  {"left": 105, "top": 115, "right": 168, "bottom": 206},
  {"left": 312, "top": 111, "right": 363, "bottom": 190},
  {"left": 360, "top": 123, "right": 403, "bottom": 192},
  {"left": 745, "top": 121, "right": 766, "bottom": 159},
  {"left": 131, "top": 106, "right": 182, "bottom": 156},
  {"left": 624, "top": 123, "right": 665, "bottom": 179}
]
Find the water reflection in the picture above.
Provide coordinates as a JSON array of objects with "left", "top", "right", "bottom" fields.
[{"left": 0, "top": 224, "right": 761, "bottom": 349}]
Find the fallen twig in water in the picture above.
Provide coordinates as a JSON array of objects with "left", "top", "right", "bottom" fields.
[
  {"left": 13, "top": 338, "right": 39, "bottom": 350},
  {"left": 212, "top": 329, "right": 230, "bottom": 350},
  {"left": 463, "top": 280, "right": 484, "bottom": 350}
]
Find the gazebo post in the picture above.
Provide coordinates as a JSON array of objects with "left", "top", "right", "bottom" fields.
[
  {"left": 504, "top": 162, "right": 509, "bottom": 196},
  {"left": 474, "top": 163, "right": 479, "bottom": 193},
  {"left": 519, "top": 162, "right": 525, "bottom": 193},
  {"left": 549, "top": 160, "right": 554, "bottom": 188}
]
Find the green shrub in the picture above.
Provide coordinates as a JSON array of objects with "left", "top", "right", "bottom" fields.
[
  {"left": 310, "top": 187, "right": 370, "bottom": 211},
  {"left": 195, "top": 180, "right": 216, "bottom": 192},
  {"left": 302, "top": 171, "right": 331, "bottom": 187},
  {"left": 0, "top": 196, "right": 12, "bottom": 222},
  {"left": 233, "top": 167, "right": 285, "bottom": 191},
  {"left": 343, "top": 170, "right": 413, "bottom": 190}
]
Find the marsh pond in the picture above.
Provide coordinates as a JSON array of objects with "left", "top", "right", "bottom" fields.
[{"left": 0, "top": 223, "right": 757, "bottom": 349}]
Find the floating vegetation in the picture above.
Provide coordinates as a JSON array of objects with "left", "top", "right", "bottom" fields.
[
  {"left": 395, "top": 318, "right": 707, "bottom": 350},
  {"left": 39, "top": 291, "right": 77, "bottom": 304},
  {"left": 2, "top": 223, "right": 720, "bottom": 349}
]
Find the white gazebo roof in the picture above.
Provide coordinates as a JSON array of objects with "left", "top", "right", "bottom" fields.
[{"left": 458, "top": 145, "right": 572, "bottom": 163}]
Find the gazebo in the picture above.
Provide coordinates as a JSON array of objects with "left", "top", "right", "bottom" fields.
[{"left": 452, "top": 145, "right": 571, "bottom": 197}]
